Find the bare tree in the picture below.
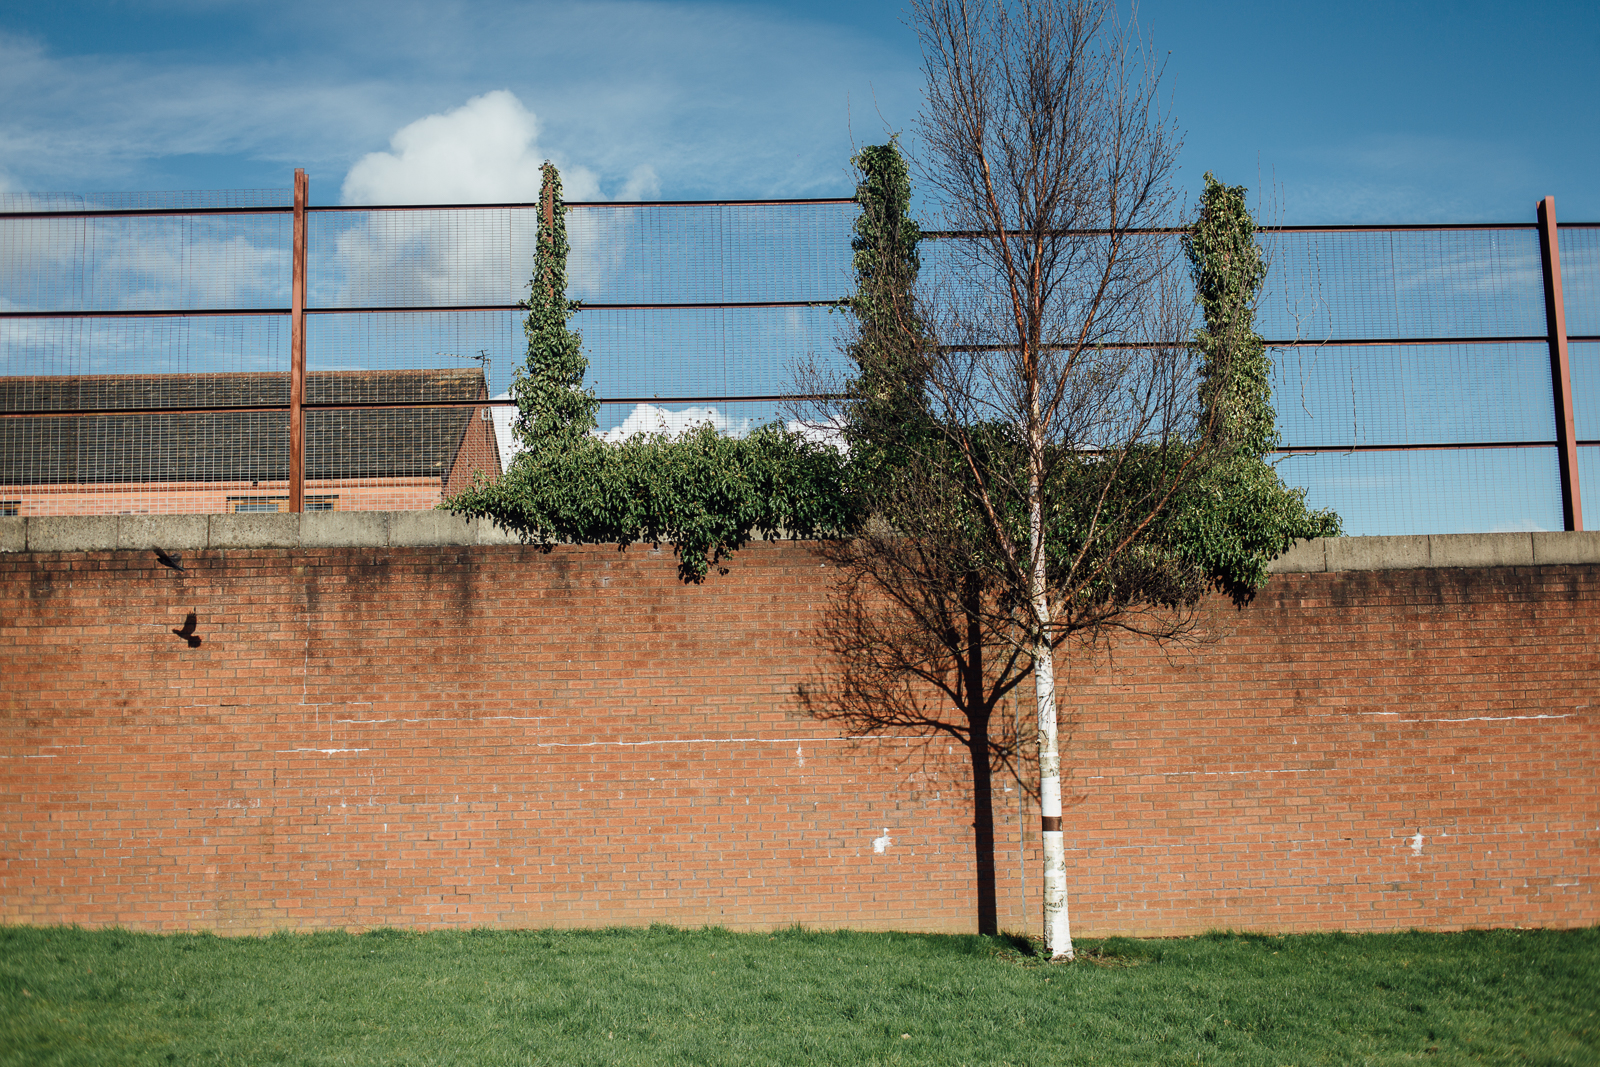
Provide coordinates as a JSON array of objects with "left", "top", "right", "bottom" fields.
[
  {"left": 908, "top": 0, "right": 1202, "bottom": 961},
  {"left": 797, "top": 0, "right": 1335, "bottom": 962}
]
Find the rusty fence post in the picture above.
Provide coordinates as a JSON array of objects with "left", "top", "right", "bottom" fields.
[
  {"left": 289, "top": 169, "right": 308, "bottom": 514},
  {"left": 1537, "top": 196, "right": 1582, "bottom": 532}
]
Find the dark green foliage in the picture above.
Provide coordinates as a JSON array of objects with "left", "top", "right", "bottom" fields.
[
  {"left": 445, "top": 165, "right": 859, "bottom": 582},
  {"left": 4, "top": 924, "right": 1596, "bottom": 1065},
  {"left": 1186, "top": 172, "right": 1275, "bottom": 455},
  {"left": 512, "top": 162, "right": 600, "bottom": 446},
  {"left": 840, "top": 142, "right": 982, "bottom": 560},
  {"left": 1171, "top": 174, "right": 1342, "bottom": 601},
  {"left": 450, "top": 422, "right": 859, "bottom": 582},
  {"left": 846, "top": 139, "right": 931, "bottom": 478}
]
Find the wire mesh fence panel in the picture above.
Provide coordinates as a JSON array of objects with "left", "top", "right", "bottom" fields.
[
  {"left": 0, "top": 212, "right": 291, "bottom": 314},
  {"left": 308, "top": 208, "right": 521, "bottom": 309},
  {"left": 306, "top": 310, "right": 520, "bottom": 398},
  {"left": 1580, "top": 446, "right": 1600, "bottom": 525},
  {"left": 296, "top": 201, "right": 858, "bottom": 508},
  {"left": 1, "top": 189, "right": 1595, "bottom": 530},
  {"left": 574, "top": 305, "right": 847, "bottom": 404},
  {"left": 0, "top": 315, "right": 289, "bottom": 385},
  {"left": 0, "top": 313, "right": 296, "bottom": 515},
  {"left": 1572, "top": 341, "right": 1600, "bottom": 442},
  {"left": 1, "top": 196, "right": 297, "bottom": 515},
  {"left": 565, "top": 202, "right": 856, "bottom": 305},
  {"left": 1275, "top": 447, "right": 1565, "bottom": 536},
  {"left": 1559, "top": 226, "right": 1600, "bottom": 338},
  {"left": 301, "top": 307, "right": 849, "bottom": 408},
  {"left": 1270, "top": 342, "right": 1555, "bottom": 448},
  {"left": 917, "top": 233, "right": 1195, "bottom": 340},
  {"left": 1257, "top": 228, "right": 1546, "bottom": 342},
  {"left": 304, "top": 201, "right": 858, "bottom": 310},
  {"left": 0, "top": 408, "right": 291, "bottom": 517}
]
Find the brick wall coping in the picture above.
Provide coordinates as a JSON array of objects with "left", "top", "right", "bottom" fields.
[{"left": 1, "top": 512, "right": 1597, "bottom": 572}]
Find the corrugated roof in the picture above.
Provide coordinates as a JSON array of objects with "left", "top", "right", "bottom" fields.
[{"left": 0, "top": 369, "right": 492, "bottom": 484}]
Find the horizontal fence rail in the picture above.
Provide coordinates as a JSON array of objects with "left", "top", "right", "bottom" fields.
[{"left": 1, "top": 178, "right": 1594, "bottom": 535}]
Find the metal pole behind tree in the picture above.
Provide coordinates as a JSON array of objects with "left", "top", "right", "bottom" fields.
[
  {"left": 289, "top": 169, "right": 308, "bottom": 514},
  {"left": 1537, "top": 196, "right": 1581, "bottom": 532}
]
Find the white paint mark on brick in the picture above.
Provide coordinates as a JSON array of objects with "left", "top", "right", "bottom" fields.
[
  {"left": 275, "top": 748, "right": 370, "bottom": 755},
  {"left": 873, "top": 828, "right": 892, "bottom": 853},
  {"left": 1410, "top": 832, "right": 1424, "bottom": 856},
  {"left": 528, "top": 735, "right": 919, "bottom": 749},
  {"left": 796, "top": 745, "right": 805, "bottom": 768},
  {"left": 1365, "top": 712, "right": 1574, "bottom": 723},
  {"left": 1086, "top": 768, "right": 1312, "bottom": 780}
]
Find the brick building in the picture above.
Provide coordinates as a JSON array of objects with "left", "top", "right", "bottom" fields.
[{"left": 0, "top": 368, "right": 501, "bottom": 516}]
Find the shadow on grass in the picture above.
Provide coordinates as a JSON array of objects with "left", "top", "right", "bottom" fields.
[{"left": 989, "top": 930, "right": 1157, "bottom": 967}]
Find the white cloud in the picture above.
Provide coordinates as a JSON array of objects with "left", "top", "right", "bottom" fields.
[
  {"left": 598, "top": 403, "right": 751, "bottom": 443},
  {"left": 321, "top": 91, "right": 659, "bottom": 309},
  {"left": 489, "top": 399, "right": 767, "bottom": 473},
  {"left": 616, "top": 164, "right": 660, "bottom": 202},
  {"left": 786, "top": 416, "right": 849, "bottom": 453},
  {"left": 341, "top": 90, "right": 602, "bottom": 205}
]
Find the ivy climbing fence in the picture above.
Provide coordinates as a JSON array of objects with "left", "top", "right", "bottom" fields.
[{"left": 1, "top": 175, "right": 1596, "bottom": 535}]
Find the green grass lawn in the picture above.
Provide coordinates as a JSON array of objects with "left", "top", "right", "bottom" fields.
[{"left": 2, "top": 924, "right": 1595, "bottom": 1066}]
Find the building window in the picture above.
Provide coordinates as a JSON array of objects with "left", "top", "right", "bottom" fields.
[
  {"left": 228, "top": 496, "right": 287, "bottom": 512},
  {"left": 0, "top": 500, "right": 19, "bottom": 517},
  {"left": 227, "top": 495, "right": 337, "bottom": 513}
]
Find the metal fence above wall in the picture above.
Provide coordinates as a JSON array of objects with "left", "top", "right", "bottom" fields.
[{"left": 1, "top": 175, "right": 1594, "bottom": 536}]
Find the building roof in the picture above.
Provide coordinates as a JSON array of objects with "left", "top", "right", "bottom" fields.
[{"left": 0, "top": 369, "right": 495, "bottom": 484}]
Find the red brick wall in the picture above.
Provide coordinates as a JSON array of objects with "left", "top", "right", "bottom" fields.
[
  {"left": 443, "top": 401, "right": 502, "bottom": 498},
  {"left": 1, "top": 542, "right": 1595, "bottom": 935}
]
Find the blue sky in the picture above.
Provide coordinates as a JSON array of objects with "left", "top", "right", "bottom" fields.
[
  {"left": 2, "top": 0, "right": 1597, "bottom": 222},
  {"left": 2, "top": 0, "right": 1596, "bottom": 536}
]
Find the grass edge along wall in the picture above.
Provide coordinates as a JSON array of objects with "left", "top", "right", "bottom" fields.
[{"left": 0, "top": 519, "right": 1595, "bottom": 936}]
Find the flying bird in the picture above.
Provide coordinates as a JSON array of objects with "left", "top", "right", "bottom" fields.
[
  {"left": 171, "top": 612, "right": 201, "bottom": 648},
  {"left": 153, "top": 547, "right": 185, "bottom": 572}
]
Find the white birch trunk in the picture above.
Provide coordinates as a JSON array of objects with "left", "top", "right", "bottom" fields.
[
  {"left": 1029, "top": 448, "right": 1073, "bottom": 962},
  {"left": 1033, "top": 599, "right": 1072, "bottom": 961}
]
